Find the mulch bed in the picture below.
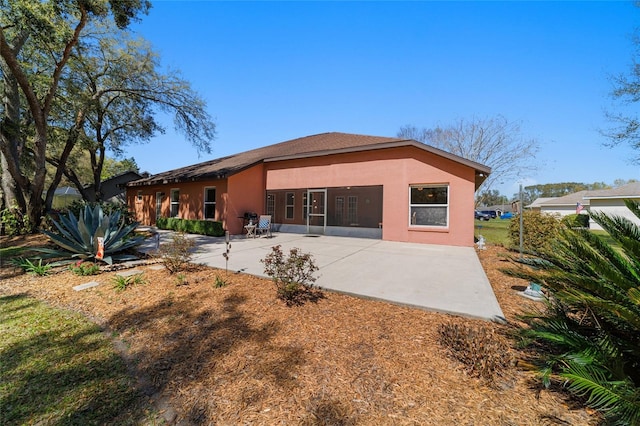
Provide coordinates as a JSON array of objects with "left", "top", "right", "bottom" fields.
[{"left": 0, "top": 236, "right": 598, "bottom": 425}]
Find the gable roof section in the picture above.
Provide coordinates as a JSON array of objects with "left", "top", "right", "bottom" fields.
[
  {"left": 537, "top": 191, "right": 590, "bottom": 207},
  {"left": 584, "top": 182, "right": 640, "bottom": 200},
  {"left": 526, "top": 197, "right": 557, "bottom": 208},
  {"left": 128, "top": 132, "right": 491, "bottom": 188}
]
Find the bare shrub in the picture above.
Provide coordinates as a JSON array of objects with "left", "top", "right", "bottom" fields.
[
  {"left": 158, "top": 233, "right": 196, "bottom": 274},
  {"left": 261, "top": 245, "right": 320, "bottom": 305},
  {"left": 438, "top": 322, "right": 513, "bottom": 384}
]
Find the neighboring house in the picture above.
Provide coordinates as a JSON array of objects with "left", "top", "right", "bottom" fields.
[
  {"left": 525, "top": 197, "right": 557, "bottom": 211},
  {"left": 52, "top": 186, "right": 82, "bottom": 209},
  {"left": 535, "top": 191, "right": 590, "bottom": 218},
  {"left": 584, "top": 182, "right": 640, "bottom": 231},
  {"left": 126, "top": 132, "right": 490, "bottom": 246},
  {"left": 85, "top": 171, "right": 142, "bottom": 204},
  {"left": 481, "top": 204, "right": 514, "bottom": 216}
]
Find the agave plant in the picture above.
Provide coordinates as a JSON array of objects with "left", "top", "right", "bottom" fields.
[
  {"left": 42, "top": 204, "right": 145, "bottom": 265},
  {"left": 504, "top": 200, "right": 640, "bottom": 425}
]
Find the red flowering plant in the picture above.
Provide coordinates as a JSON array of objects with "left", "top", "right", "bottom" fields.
[{"left": 69, "top": 260, "right": 101, "bottom": 276}]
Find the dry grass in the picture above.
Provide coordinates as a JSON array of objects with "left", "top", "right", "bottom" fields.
[{"left": 0, "top": 236, "right": 599, "bottom": 425}]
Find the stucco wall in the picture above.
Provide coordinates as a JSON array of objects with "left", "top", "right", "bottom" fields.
[
  {"left": 225, "top": 165, "right": 266, "bottom": 234},
  {"left": 264, "top": 146, "right": 477, "bottom": 246},
  {"left": 127, "top": 179, "right": 227, "bottom": 227},
  {"left": 589, "top": 198, "right": 640, "bottom": 231},
  {"left": 127, "top": 146, "right": 480, "bottom": 246}
]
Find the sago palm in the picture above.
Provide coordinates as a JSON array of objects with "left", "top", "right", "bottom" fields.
[{"left": 505, "top": 200, "right": 640, "bottom": 425}]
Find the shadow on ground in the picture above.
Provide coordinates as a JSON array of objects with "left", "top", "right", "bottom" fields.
[
  {"left": 0, "top": 294, "right": 159, "bottom": 425},
  {"left": 105, "top": 288, "right": 316, "bottom": 423}
]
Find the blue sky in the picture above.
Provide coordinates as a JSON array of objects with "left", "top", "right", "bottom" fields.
[{"left": 125, "top": 1, "right": 639, "bottom": 197}]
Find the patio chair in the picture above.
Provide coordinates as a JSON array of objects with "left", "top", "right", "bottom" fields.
[{"left": 255, "top": 215, "right": 272, "bottom": 237}]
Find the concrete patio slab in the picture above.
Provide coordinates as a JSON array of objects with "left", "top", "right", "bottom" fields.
[{"left": 140, "top": 231, "right": 505, "bottom": 322}]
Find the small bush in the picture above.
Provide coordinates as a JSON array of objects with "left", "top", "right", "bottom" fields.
[
  {"left": 562, "top": 213, "right": 590, "bottom": 229},
  {"left": 438, "top": 322, "right": 513, "bottom": 384},
  {"left": 1, "top": 206, "right": 31, "bottom": 236},
  {"left": 175, "top": 273, "right": 188, "bottom": 286},
  {"left": 12, "top": 258, "right": 52, "bottom": 276},
  {"left": 158, "top": 233, "right": 196, "bottom": 274},
  {"left": 112, "top": 273, "right": 147, "bottom": 291},
  {"left": 156, "top": 217, "right": 224, "bottom": 237},
  {"left": 69, "top": 260, "right": 101, "bottom": 276},
  {"left": 508, "top": 210, "right": 562, "bottom": 253},
  {"left": 214, "top": 275, "right": 228, "bottom": 288},
  {"left": 261, "top": 245, "right": 319, "bottom": 305}
]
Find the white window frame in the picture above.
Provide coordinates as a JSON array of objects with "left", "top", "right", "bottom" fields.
[
  {"left": 409, "top": 184, "right": 449, "bottom": 228},
  {"left": 204, "top": 187, "right": 216, "bottom": 220},
  {"left": 170, "top": 189, "right": 180, "bottom": 218},
  {"left": 285, "top": 192, "right": 295, "bottom": 220},
  {"left": 136, "top": 190, "right": 142, "bottom": 202}
]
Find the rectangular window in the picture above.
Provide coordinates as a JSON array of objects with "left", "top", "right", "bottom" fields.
[
  {"left": 266, "top": 193, "right": 275, "bottom": 217},
  {"left": 137, "top": 190, "right": 142, "bottom": 202},
  {"left": 347, "top": 196, "right": 358, "bottom": 224},
  {"left": 204, "top": 187, "right": 216, "bottom": 219},
  {"left": 303, "top": 192, "right": 308, "bottom": 220},
  {"left": 409, "top": 185, "right": 448, "bottom": 227},
  {"left": 285, "top": 192, "right": 294, "bottom": 220},
  {"left": 170, "top": 189, "right": 180, "bottom": 218}
]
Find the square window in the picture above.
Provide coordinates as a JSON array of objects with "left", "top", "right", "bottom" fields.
[{"left": 409, "top": 185, "right": 448, "bottom": 227}]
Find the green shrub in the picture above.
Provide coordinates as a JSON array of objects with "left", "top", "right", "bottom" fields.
[
  {"left": 562, "top": 213, "right": 590, "bottom": 229},
  {"left": 12, "top": 258, "right": 52, "bottom": 276},
  {"left": 158, "top": 233, "right": 196, "bottom": 274},
  {"left": 508, "top": 210, "right": 562, "bottom": 253},
  {"left": 1, "top": 206, "right": 31, "bottom": 236},
  {"left": 438, "top": 322, "right": 513, "bottom": 384},
  {"left": 69, "top": 260, "right": 101, "bottom": 276},
  {"left": 42, "top": 204, "right": 144, "bottom": 265},
  {"left": 156, "top": 217, "right": 224, "bottom": 237},
  {"left": 504, "top": 200, "right": 640, "bottom": 424},
  {"left": 214, "top": 275, "right": 228, "bottom": 288},
  {"left": 112, "top": 273, "right": 147, "bottom": 291},
  {"left": 261, "top": 245, "right": 319, "bottom": 305}
]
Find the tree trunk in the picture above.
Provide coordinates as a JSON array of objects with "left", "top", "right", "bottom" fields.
[
  {"left": 0, "top": 39, "right": 27, "bottom": 213},
  {"left": 44, "top": 112, "right": 86, "bottom": 210},
  {"left": 0, "top": 150, "right": 24, "bottom": 209}
]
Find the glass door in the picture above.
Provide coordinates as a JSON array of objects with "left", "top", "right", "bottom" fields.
[{"left": 307, "top": 189, "right": 326, "bottom": 234}]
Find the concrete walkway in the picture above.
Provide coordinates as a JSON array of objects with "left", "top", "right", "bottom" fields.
[{"left": 141, "top": 231, "right": 505, "bottom": 322}]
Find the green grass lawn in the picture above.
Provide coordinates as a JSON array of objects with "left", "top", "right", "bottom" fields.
[
  {"left": 474, "top": 218, "right": 512, "bottom": 246},
  {"left": 0, "top": 294, "right": 160, "bottom": 425},
  {"left": 474, "top": 218, "right": 623, "bottom": 251}
]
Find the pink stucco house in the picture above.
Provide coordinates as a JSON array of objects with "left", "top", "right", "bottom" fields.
[{"left": 126, "top": 132, "right": 490, "bottom": 246}]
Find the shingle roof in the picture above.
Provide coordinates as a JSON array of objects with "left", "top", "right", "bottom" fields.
[
  {"left": 537, "top": 191, "right": 590, "bottom": 207},
  {"left": 128, "top": 132, "right": 491, "bottom": 187},
  {"left": 526, "top": 197, "right": 557, "bottom": 208},
  {"left": 584, "top": 182, "right": 640, "bottom": 199}
]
